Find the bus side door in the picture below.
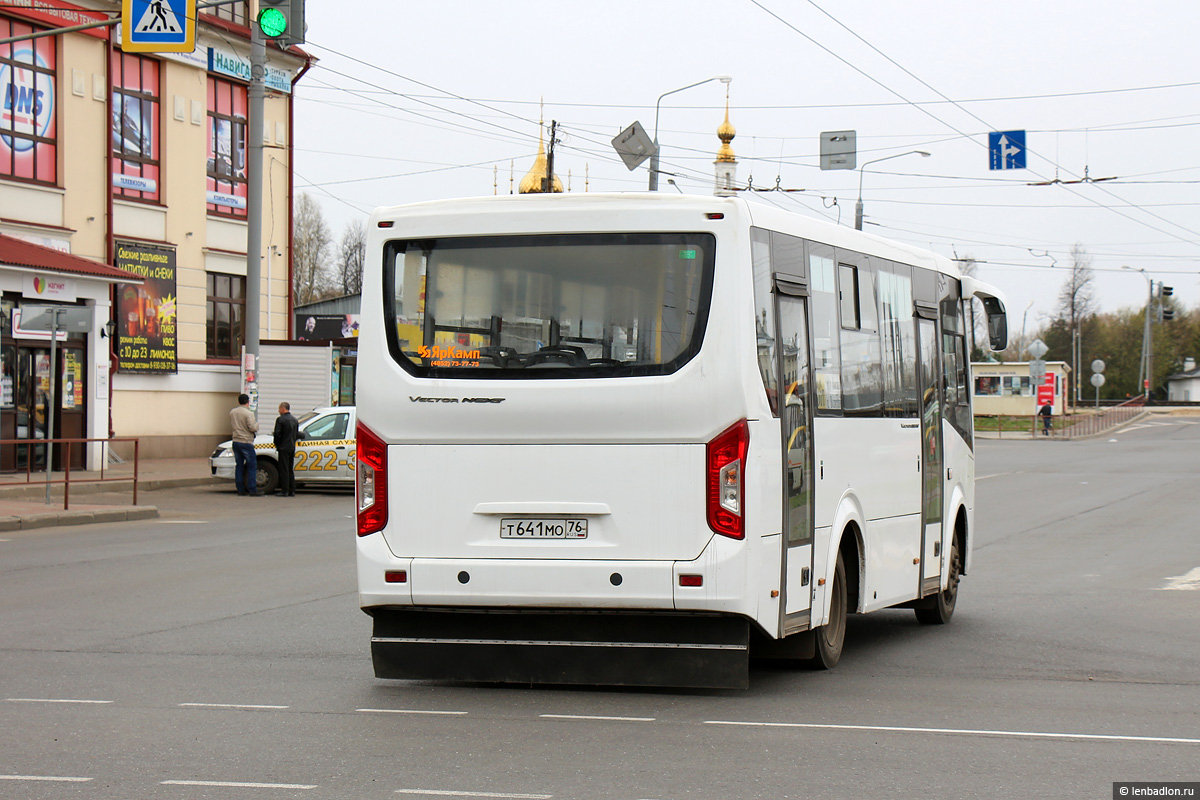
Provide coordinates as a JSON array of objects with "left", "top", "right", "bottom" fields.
[{"left": 776, "top": 285, "right": 815, "bottom": 630}]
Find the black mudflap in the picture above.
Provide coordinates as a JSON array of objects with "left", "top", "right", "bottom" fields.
[{"left": 370, "top": 608, "right": 750, "bottom": 689}]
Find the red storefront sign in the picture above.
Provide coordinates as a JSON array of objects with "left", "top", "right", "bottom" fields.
[
  {"left": 1036, "top": 373, "right": 1055, "bottom": 407},
  {"left": 4, "top": 1, "right": 109, "bottom": 39}
]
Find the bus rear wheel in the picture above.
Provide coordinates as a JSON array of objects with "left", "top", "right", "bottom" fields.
[
  {"left": 810, "top": 552, "right": 847, "bottom": 670},
  {"left": 915, "top": 535, "right": 961, "bottom": 625}
]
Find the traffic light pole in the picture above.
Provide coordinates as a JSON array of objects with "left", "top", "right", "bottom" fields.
[{"left": 244, "top": 23, "right": 265, "bottom": 407}]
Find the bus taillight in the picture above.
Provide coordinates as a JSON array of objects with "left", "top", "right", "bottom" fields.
[
  {"left": 707, "top": 419, "right": 748, "bottom": 540},
  {"left": 356, "top": 422, "right": 388, "bottom": 537}
]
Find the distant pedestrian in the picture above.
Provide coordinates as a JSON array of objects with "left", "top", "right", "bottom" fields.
[
  {"left": 230, "top": 393, "right": 259, "bottom": 496},
  {"left": 273, "top": 401, "right": 299, "bottom": 497},
  {"left": 1038, "top": 403, "right": 1052, "bottom": 436}
]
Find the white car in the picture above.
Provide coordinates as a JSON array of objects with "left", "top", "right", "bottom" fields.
[{"left": 210, "top": 406, "right": 357, "bottom": 494}]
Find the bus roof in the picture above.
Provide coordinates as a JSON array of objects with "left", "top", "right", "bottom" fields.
[{"left": 369, "top": 192, "right": 963, "bottom": 279}]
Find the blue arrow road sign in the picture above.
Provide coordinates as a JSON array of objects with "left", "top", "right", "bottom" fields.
[
  {"left": 989, "top": 130, "right": 1026, "bottom": 170},
  {"left": 122, "top": 0, "right": 195, "bottom": 52}
]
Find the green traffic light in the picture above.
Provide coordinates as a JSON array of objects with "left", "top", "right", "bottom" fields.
[{"left": 258, "top": 7, "right": 288, "bottom": 37}]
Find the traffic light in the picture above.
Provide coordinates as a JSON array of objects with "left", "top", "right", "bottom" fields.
[
  {"left": 1160, "top": 285, "right": 1174, "bottom": 298},
  {"left": 257, "top": 0, "right": 305, "bottom": 46},
  {"left": 1162, "top": 308, "right": 1176, "bottom": 322}
]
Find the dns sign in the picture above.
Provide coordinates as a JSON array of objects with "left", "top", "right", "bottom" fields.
[{"left": 0, "top": 49, "right": 55, "bottom": 155}]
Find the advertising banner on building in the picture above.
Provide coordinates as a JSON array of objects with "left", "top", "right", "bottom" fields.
[
  {"left": 295, "top": 313, "right": 360, "bottom": 341},
  {"left": 114, "top": 241, "right": 178, "bottom": 373}
]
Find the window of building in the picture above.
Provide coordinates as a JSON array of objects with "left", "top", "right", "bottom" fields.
[
  {"left": 974, "top": 376, "right": 1000, "bottom": 396},
  {"left": 206, "top": 273, "right": 245, "bottom": 359},
  {"left": 204, "top": 1, "right": 249, "bottom": 27},
  {"left": 0, "top": 16, "right": 57, "bottom": 184},
  {"left": 207, "top": 77, "right": 248, "bottom": 218},
  {"left": 111, "top": 51, "right": 160, "bottom": 203}
]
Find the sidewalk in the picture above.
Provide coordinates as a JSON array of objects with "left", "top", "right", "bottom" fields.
[{"left": 0, "top": 457, "right": 218, "bottom": 532}]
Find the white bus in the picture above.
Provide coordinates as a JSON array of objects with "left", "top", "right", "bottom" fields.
[{"left": 355, "top": 193, "right": 1007, "bottom": 689}]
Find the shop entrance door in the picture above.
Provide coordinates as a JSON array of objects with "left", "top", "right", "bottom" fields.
[
  {"left": 14, "top": 346, "right": 49, "bottom": 471},
  {"left": 9, "top": 345, "right": 85, "bottom": 472}
]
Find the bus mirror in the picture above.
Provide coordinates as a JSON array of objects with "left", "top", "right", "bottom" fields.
[{"left": 981, "top": 297, "right": 1008, "bottom": 351}]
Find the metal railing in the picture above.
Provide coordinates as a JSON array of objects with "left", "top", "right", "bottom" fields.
[
  {"left": 977, "top": 401, "right": 1147, "bottom": 440},
  {"left": 0, "top": 437, "right": 139, "bottom": 509}
]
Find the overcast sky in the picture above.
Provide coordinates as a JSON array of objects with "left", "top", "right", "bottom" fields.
[{"left": 291, "top": 0, "right": 1200, "bottom": 343}]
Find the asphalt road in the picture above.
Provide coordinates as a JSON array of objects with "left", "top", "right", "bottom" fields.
[{"left": 1, "top": 420, "right": 1197, "bottom": 800}]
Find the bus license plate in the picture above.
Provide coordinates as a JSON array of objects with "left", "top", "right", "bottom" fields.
[{"left": 500, "top": 518, "right": 588, "bottom": 539}]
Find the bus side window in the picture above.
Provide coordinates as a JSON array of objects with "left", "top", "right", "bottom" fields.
[{"left": 750, "top": 228, "right": 777, "bottom": 415}]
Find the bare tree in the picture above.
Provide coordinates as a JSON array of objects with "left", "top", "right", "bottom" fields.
[
  {"left": 293, "top": 192, "right": 333, "bottom": 306},
  {"left": 336, "top": 219, "right": 367, "bottom": 296},
  {"left": 1055, "top": 244, "right": 1097, "bottom": 405}
]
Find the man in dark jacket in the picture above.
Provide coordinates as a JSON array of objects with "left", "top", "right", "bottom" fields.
[
  {"left": 1038, "top": 403, "right": 1053, "bottom": 436},
  {"left": 273, "top": 402, "right": 300, "bottom": 496}
]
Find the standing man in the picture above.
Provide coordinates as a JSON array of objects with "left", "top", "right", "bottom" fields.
[
  {"left": 230, "top": 393, "right": 259, "bottom": 496},
  {"left": 273, "top": 401, "right": 300, "bottom": 497}
]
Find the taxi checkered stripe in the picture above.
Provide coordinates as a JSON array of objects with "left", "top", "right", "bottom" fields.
[{"left": 252, "top": 439, "right": 355, "bottom": 449}]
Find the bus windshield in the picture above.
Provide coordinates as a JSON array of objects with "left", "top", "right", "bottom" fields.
[{"left": 383, "top": 233, "right": 715, "bottom": 378}]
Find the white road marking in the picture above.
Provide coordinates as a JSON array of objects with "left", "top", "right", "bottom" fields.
[
  {"left": 395, "top": 791, "right": 552, "bottom": 799},
  {"left": 162, "top": 779, "right": 317, "bottom": 789},
  {"left": 539, "top": 714, "right": 655, "bottom": 722},
  {"left": 704, "top": 720, "right": 1200, "bottom": 745},
  {"left": 179, "top": 703, "right": 289, "bottom": 710},
  {"left": 1161, "top": 567, "right": 1200, "bottom": 591},
  {"left": 6, "top": 698, "right": 112, "bottom": 704},
  {"left": 0, "top": 775, "right": 92, "bottom": 782},
  {"left": 358, "top": 708, "right": 468, "bottom": 716}
]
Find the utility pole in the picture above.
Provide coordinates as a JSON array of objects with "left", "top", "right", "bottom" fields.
[
  {"left": 244, "top": 13, "right": 265, "bottom": 410},
  {"left": 1141, "top": 279, "right": 1154, "bottom": 400},
  {"left": 543, "top": 120, "right": 558, "bottom": 194}
]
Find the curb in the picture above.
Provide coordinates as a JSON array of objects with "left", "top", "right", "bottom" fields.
[
  {"left": 0, "top": 476, "right": 220, "bottom": 502},
  {"left": 0, "top": 506, "right": 159, "bottom": 532}
]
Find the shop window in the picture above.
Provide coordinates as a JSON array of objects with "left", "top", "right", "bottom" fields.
[
  {"left": 974, "top": 376, "right": 1000, "bottom": 396},
  {"left": 0, "top": 16, "right": 57, "bottom": 184},
  {"left": 112, "top": 51, "right": 160, "bottom": 203},
  {"left": 207, "top": 76, "right": 247, "bottom": 218},
  {"left": 206, "top": 273, "right": 245, "bottom": 359}
]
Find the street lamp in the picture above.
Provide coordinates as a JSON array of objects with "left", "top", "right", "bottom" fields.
[
  {"left": 648, "top": 75, "right": 732, "bottom": 192},
  {"left": 1122, "top": 265, "right": 1153, "bottom": 399},
  {"left": 1020, "top": 300, "right": 1034, "bottom": 357},
  {"left": 855, "top": 150, "right": 930, "bottom": 230}
]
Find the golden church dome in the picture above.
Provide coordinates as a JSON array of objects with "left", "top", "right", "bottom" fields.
[{"left": 716, "top": 97, "right": 736, "bottom": 163}]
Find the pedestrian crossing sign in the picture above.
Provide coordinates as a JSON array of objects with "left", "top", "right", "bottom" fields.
[{"left": 121, "top": 0, "right": 196, "bottom": 53}]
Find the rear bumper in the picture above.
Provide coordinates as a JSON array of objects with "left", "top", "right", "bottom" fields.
[
  {"left": 357, "top": 529, "right": 765, "bottom": 621},
  {"left": 369, "top": 607, "right": 750, "bottom": 689}
]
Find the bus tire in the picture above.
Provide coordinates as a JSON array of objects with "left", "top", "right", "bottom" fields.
[
  {"left": 810, "top": 551, "right": 847, "bottom": 670},
  {"left": 256, "top": 459, "right": 280, "bottom": 495},
  {"left": 914, "top": 534, "right": 961, "bottom": 625}
]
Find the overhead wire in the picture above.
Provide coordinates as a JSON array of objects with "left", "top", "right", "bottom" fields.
[{"left": 757, "top": 0, "right": 1200, "bottom": 247}]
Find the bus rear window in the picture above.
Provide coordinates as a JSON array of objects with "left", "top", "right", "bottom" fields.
[{"left": 383, "top": 233, "right": 715, "bottom": 378}]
